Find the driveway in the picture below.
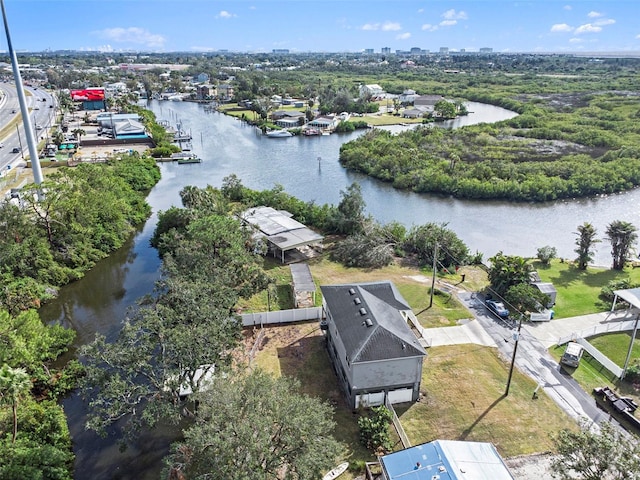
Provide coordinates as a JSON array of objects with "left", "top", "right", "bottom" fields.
[{"left": 426, "top": 289, "right": 617, "bottom": 427}]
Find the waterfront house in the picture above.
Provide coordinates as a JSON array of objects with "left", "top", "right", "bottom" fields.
[
  {"left": 414, "top": 95, "right": 444, "bottom": 112},
  {"left": 320, "top": 281, "right": 427, "bottom": 409},
  {"left": 271, "top": 110, "right": 306, "bottom": 128},
  {"left": 307, "top": 115, "right": 339, "bottom": 132}
]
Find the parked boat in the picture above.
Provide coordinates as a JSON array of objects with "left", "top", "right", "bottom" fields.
[
  {"left": 171, "top": 152, "right": 201, "bottom": 164},
  {"left": 265, "top": 129, "right": 292, "bottom": 138},
  {"left": 322, "top": 462, "right": 348, "bottom": 480},
  {"left": 303, "top": 128, "right": 321, "bottom": 136}
]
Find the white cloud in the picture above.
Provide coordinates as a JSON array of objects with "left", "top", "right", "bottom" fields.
[
  {"left": 594, "top": 18, "right": 615, "bottom": 26},
  {"left": 362, "top": 21, "right": 401, "bottom": 31},
  {"left": 216, "top": 10, "right": 236, "bottom": 19},
  {"left": 587, "top": 11, "right": 603, "bottom": 18},
  {"left": 563, "top": 5, "right": 572, "bottom": 10},
  {"left": 440, "top": 20, "right": 457, "bottom": 27},
  {"left": 95, "top": 27, "right": 166, "bottom": 48},
  {"left": 569, "top": 37, "right": 583, "bottom": 43},
  {"left": 637, "top": 34, "right": 640, "bottom": 39},
  {"left": 417, "top": 8, "right": 424, "bottom": 13},
  {"left": 442, "top": 9, "right": 468, "bottom": 20},
  {"left": 551, "top": 23, "right": 573, "bottom": 33},
  {"left": 575, "top": 23, "right": 602, "bottom": 34},
  {"left": 421, "top": 23, "right": 438, "bottom": 32},
  {"left": 382, "top": 22, "right": 402, "bottom": 31},
  {"left": 396, "top": 32, "right": 411, "bottom": 40}
]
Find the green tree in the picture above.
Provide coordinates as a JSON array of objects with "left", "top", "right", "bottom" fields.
[
  {"left": 504, "top": 283, "right": 550, "bottom": 316},
  {"left": 331, "top": 182, "right": 367, "bottom": 235},
  {"left": 164, "top": 370, "right": 344, "bottom": 480},
  {"left": 605, "top": 220, "right": 638, "bottom": 270},
  {"left": 574, "top": 223, "right": 600, "bottom": 270},
  {"left": 551, "top": 421, "right": 640, "bottom": 479},
  {"left": 404, "top": 223, "right": 469, "bottom": 268},
  {"left": 71, "top": 128, "right": 85, "bottom": 145},
  {"left": 434, "top": 99, "right": 457, "bottom": 119},
  {"left": 0, "top": 364, "right": 31, "bottom": 443},
  {"left": 82, "top": 209, "right": 268, "bottom": 441},
  {"left": 488, "top": 252, "right": 532, "bottom": 296}
]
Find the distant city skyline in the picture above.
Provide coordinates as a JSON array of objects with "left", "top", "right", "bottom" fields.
[{"left": 0, "top": 1, "right": 638, "bottom": 54}]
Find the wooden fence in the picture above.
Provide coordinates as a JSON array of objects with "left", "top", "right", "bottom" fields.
[{"left": 385, "top": 395, "right": 411, "bottom": 449}]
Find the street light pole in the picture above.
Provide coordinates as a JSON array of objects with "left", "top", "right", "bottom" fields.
[
  {"left": 505, "top": 316, "right": 523, "bottom": 396},
  {"left": 1, "top": 0, "right": 43, "bottom": 191}
]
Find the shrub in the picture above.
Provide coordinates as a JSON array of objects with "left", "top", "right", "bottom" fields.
[{"left": 536, "top": 245, "right": 557, "bottom": 265}]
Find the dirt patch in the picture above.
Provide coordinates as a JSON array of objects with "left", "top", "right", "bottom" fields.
[{"left": 504, "top": 453, "right": 556, "bottom": 479}]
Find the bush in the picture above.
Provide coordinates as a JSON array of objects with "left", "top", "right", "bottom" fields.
[
  {"left": 600, "top": 278, "right": 640, "bottom": 305},
  {"left": 536, "top": 245, "right": 557, "bottom": 265},
  {"left": 358, "top": 405, "right": 393, "bottom": 452}
]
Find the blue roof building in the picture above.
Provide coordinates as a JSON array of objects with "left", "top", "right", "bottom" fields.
[{"left": 379, "top": 440, "right": 515, "bottom": 480}]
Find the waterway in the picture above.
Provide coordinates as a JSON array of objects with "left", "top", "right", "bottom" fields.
[{"left": 39, "top": 100, "right": 640, "bottom": 479}]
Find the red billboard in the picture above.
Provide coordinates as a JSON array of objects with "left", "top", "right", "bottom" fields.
[{"left": 70, "top": 88, "right": 105, "bottom": 101}]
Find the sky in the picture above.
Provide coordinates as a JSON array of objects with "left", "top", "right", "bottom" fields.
[{"left": 1, "top": 0, "right": 639, "bottom": 54}]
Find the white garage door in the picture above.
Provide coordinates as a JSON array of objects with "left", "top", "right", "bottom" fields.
[
  {"left": 356, "top": 391, "right": 385, "bottom": 408},
  {"left": 387, "top": 388, "right": 413, "bottom": 404}
]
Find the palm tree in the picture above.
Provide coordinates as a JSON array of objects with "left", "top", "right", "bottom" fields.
[
  {"left": 0, "top": 364, "right": 32, "bottom": 443},
  {"left": 605, "top": 220, "right": 638, "bottom": 270},
  {"left": 574, "top": 222, "right": 600, "bottom": 270},
  {"left": 71, "top": 127, "right": 85, "bottom": 146}
]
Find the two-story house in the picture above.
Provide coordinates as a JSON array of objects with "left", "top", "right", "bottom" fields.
[{"left": 321, "top": 281, "right": 427, "bottom": 409}]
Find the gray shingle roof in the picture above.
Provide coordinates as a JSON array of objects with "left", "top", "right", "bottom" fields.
[{"left": 321, "top": 281, "right": 426, "bottom": 363}]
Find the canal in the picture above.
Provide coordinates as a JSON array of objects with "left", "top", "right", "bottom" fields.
[{"left": 40, "top": 100, "right": 640, "bottom": 479}]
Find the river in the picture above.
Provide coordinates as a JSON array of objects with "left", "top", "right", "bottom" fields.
[{"left": 39, "top": 100, "right": 640, "bottom": 479}]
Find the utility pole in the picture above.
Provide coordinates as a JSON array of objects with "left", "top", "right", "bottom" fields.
[
  {"left": 505, "top": 316, "right": 523, "bottom": 396},
  {"left": 622, "top": 313, "right": 640, "bottom": 379},
  {"left": 1, "top": 0, "right": 43, "bottom": 191},
  {"left": 429, "top": 243, "right": 438, "bottom": 308}
]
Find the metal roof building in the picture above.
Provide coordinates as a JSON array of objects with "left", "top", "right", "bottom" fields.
[
  {"left": 239, "top": 206, "right": 323, "bottom": 263},
  {"left": 379, "top": 440, "right": 515, "bottom": 480}
]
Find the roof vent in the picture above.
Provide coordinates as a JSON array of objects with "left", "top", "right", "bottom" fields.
[
  {"left": 354, "top": 297, "right": 361, "bottom": 305},
  {"left": 348, "top": 288, "right": 356, "bottom": 295},
  {"left": 359, "top": 307, "right": 367, "bottom": 316},
  {"left": 365, "top": 318, "right": 373, "bottom": 327}
]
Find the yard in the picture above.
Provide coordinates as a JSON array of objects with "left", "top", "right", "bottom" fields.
[{"left": 247, "top": 323, "right": 576, "bottom": 478}]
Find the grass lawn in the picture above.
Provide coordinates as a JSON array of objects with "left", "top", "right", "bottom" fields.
[
  {"left": 549, "top": 331, "right": 640, "bottom": 406},
  {"left": 530, "top": 259, "right": 640, "bottom": 318},
  {"left": 249, "top": 325, "right": 576, "bottom": 478},
  {"left": 237, "top": 256, "right": 476, "bottom": 327}
]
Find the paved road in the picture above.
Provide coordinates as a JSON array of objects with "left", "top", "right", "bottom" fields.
[{"left": 428, "top": 288, "right": 620, "bottom": 428}]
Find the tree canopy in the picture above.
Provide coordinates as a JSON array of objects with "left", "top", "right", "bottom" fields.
[{"left": 164, "top": 369, "right": 344, "bottom": 480}]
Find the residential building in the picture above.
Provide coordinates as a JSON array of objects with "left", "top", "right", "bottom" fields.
[
  {"left": 414, "top": 95, "right": 444, "bottom": 112},
  {"left": 307, "top": 115, "right": 339, "bottom": 132},
  {"left": 359, "top": 84, "right": 385, "bottom": 99},
  {"left": 320, "top": 281, "right": 427, "bottom": 409},
  {"left": 376, "top": 440, "right": 515, "bottom": 480}
]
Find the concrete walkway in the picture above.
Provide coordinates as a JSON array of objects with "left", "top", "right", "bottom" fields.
[
  {"left": 425, "top": 319, "right": 496, "bottom": 347},
  {"left": 424, "top": 297, "right": 638, "bottom": 349}
]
